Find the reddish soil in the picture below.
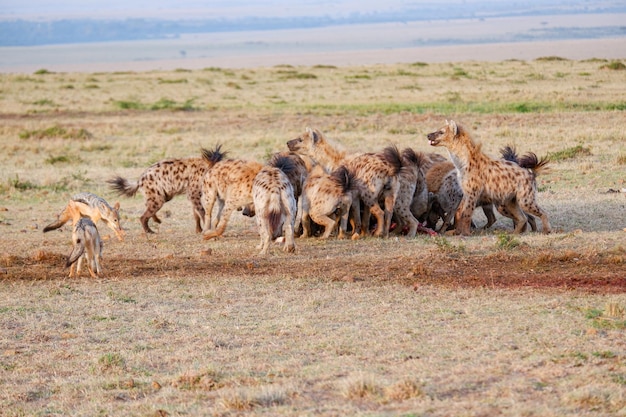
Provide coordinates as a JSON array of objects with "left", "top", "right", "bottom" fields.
[{"left": 2, "top": 245, "right": 624, "bottom": 294}]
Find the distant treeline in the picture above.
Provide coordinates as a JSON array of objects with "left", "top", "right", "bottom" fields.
[{"left": 1, "top": 4, "right": 625, "bottom": 47}]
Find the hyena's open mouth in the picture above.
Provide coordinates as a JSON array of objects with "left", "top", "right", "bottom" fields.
[{"left": 427, "top": 132, "right": 441, "bottom": 146}]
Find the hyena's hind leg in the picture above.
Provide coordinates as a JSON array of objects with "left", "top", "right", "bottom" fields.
[
  {"left": 203, "top": 204, "right": 236, "bottom": 240},
  {"left": 140, "top": 194, "right": 168, "bottom": 234},
  {"left": 518, "top": 198, "right": 551, "bottom": 234},
  {"left": 188, "top": 189, "right": 206, "bottom": 233}
]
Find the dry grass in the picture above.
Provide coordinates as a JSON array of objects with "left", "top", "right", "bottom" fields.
[{"left": 0, "top": 58, "right": 625, "bottom": 416}]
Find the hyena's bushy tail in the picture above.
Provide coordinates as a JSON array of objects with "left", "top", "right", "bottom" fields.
[
  {"left": 400, "top": 147, "right": 425, "bottom": 169},
  {"left": 268, "top": 154, "right": 296, "bottom": 176},
  {"left": 330, "top": 165, "right": 358, "bottom": 194},
  {"left": 500, "top": 145, "right": 549, "bottom": 177},
  {"left": 107, "top": 176, "right": 140, "bottom": 197},
  {"left": 500, "top": 145, "right": 519, "bottom": 163},
  {"left": 381, "top": 144, "right": 403, "bottom": 175},
  {"left": 267, "top": 193, "right": 285, "bottom": 239},
  {"left": 201, "top": 144, "right": 227, "bottom": 167},
  {"left": 519, "top": 153, "right": 550, "bottom": 177}
]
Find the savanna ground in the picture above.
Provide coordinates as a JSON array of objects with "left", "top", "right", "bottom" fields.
[{"left": 0, "top": 56, "right": 625, "bottom": 416}]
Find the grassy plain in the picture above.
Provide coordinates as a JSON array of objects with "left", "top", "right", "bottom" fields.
[{"left": 0, "top": 57, "right": 625, "bottom": 416}]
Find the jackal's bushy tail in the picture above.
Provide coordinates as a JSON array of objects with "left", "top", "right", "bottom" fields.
[
  {"left": 66, "top": 243, "right": 85, "bottom": 268},
  {"left": 107, "top": 176, "right": 140, "bottom": 197}
]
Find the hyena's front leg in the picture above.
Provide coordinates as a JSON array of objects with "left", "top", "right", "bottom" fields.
[{"left": 455, "top": 193, "right": 478, "bottom": 236}]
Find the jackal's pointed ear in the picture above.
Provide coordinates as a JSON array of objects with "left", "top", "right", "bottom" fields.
[{"left": 114, "top": 201, "right": 120, "bottom": 211}]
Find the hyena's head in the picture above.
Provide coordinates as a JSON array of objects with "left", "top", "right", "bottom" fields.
[
  {"left": 286, "top": 127, "right": 324, "bottom": 157},
  {"left": 427, "top": 120, "right": 459, "bottom": 147}
]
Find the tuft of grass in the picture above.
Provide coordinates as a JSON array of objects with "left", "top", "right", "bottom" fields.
[
  {"left": 97, "top": 353, "right": 125, "bottom": 373},
  {"left": 547, "top": 145, "right": 591, "bottom": 161},
  {"left": 496, "top": 232, "right": 522, "bottom": 250},
  {"left": 45, "top": 154, "right": 73, "bottom": 165},
  {"left": 535, "top": 56, "right": 569, "bottom": 62},
  {"left": 384, "top": 379, "right": 424, "bottom": 401},
  {"left": 278, "top": 71, "right": 317, "bottom": 80},
  {"left": 433, "top": 236, "right": 466, "bottom": 254},
  {"left": 342, "top": 376, "right": 382, "bottom": 400},
  {"left": 8, "top": 175, "right": 39, "bottom": 191},
  {"left": 218, "top": 389, "right": 255, "bottom": 411},
  {"left": 115, "top": 100, "right": 144, "bottom": 110},
  {"left": 599, "top": 61, "right": 626, "bottom": 70},
  {"left": 32, "top": 99, "right": 55, "bottom": 106},
  {"left": 33, "top": 68, "right": 54, "bottom": 75},
  {"left": 171, "top": 369, "right": 222, "bottom": 391},
  {"left": 225, "top": 81, "right": 242, "bottom": 89},
  {"left": 158, "top": 78, "right": 188, "bottom": 84},
  {"left": 616, "top": 154, "right": 626, "bottom": 165},
  {"left": 19, "top": 125, "right": 92, "bottom": 140}
]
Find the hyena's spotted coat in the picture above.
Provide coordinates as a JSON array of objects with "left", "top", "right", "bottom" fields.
[
  {"left": 427, "top": 120, "right": 551, "bottom": 235},
  {"left": 108, "top": 148, "right": 221, "bottom": 234},
  {"left": 201, "top": 153, "right": 263, "bottom": 240},
  {"left": 251, "top": 155, "right": 298, "bottom": 255},
  {"left": 389, "top": 148, "right": 428, "bottom": 238},
  {"left": 301, "top": 165, "right": 359, "bottom": 239},
  {"left": 287, "top": 127, "right": 402, "bottom": 238}
]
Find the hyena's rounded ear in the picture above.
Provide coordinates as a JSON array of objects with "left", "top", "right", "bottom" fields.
[
  {"left": 310, "top": 128, "right": 321, "bottom": 143},
  {"left": 447, "top": 120, "right": 458, "bottom": 135}
]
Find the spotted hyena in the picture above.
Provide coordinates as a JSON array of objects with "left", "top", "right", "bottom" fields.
[
  {"left": 424, "top": 161, "right": 496, "bottom": 233},
  {"left": 287, "top": 128, "right": 402, "bottom": 238},
  {"left": 301, "top": 164, "right": 360, "bottom": 239},
  {"left": 427, "top": 120, "right": 551, "bottom": 235},
  {"left": 202, "top": 154, "right": 263, "bottom": 240},
  {"left": 390, "top": 148, "right": 429, "bottom": 237},
  {"left": 108, "top": 147, "right": 222, "bottom": 234},
  {"left": 251, "top": 155, "right": 298, "bottom": 255}
]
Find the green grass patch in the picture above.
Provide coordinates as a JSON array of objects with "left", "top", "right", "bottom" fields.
[
  {"left": 158, "top": 78, "right": 188, "bottom": 84},
  {"left": 19, "top": 125, "right": 92, "bottom": 140},
  {"left": 535, "top": 56, "right": 569, "bottom": 62},
  {"left": 496, "top": 232, "right": 522, "bottom": 250},
  {"left": 32, "top": 99, "right": 55, "bottom": 106},
  {"left": 45, "top": 155, "right": 73, "bottom": 165},
  {"left": 276, "top": 70, "right": 317, "bottom": 80},
  {"left": 600, "top": 61, "right": 626, "bottom": 70},
  {"left": 547, "top": 145, "right": 591, "bottom": 162},
  {"left": 33, "top": 68, "right": 54, "bottom": 75}
]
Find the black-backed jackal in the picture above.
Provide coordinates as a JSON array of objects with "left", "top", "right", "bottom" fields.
[
  {"left": 66, "top": 218, "right": 103, "bottom": 278},
  {"left": 43, "top": 192, "right": 124, "bottom": 241}
]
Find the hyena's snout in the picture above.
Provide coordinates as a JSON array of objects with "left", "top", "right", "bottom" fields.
[
  {"left": 286, "top": 138, "right": 300, "bottom": 152},
  {"left": 427, "top": 131, "right": 442, "bottom": 146}
]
